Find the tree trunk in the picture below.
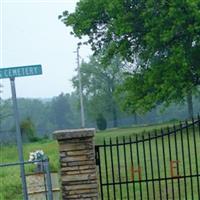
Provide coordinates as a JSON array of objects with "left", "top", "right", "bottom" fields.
[{"left": 187, "top": 90, "right": 193, "bottom": 119}]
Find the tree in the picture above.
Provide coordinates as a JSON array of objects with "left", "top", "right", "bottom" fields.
[
  {"left": 20, "top": 118, "right": 37, "bottom": 142},
  {"left": 18, "top": 98, "right": 50, "bottom": 134},
  {"left": 0, "top": 100, "right": 12, "bottom": 122},
  {"left": 72, "top": 55, "right": 124, "bottom": 127},
  {"left": 0, "top": 95, "right": 82, "bottom": 144},
  {"left": 49, "top": 93, "right": 75, "bottom": 129},
  {"left": 60, "top": 0, "right": 200, "bottom": 118},
  {"left": 96, "top": 113, "right": 107, "bottom": 130}
]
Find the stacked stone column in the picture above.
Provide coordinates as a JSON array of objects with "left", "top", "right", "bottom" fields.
[{"left": 53, "top": 128, "right": 98, "bottom": 200}]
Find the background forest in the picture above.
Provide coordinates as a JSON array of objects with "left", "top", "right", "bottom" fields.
[{"left": 1, "top": 87, "right": 200, "bottom": 144}]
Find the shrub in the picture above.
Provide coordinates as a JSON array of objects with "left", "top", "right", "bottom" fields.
[
  {"left": 96, "top": 113, "right": 107, "bottom": 130},
  {"left": 20, "top": 118, "right": 37, "bottom": 142}
]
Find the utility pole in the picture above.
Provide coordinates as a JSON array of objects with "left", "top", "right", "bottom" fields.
[{"left": 76, "top": 44, "right": 85, "bottom": 128}]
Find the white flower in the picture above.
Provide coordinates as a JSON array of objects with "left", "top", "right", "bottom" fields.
[
  {"left": 29, "top": 150, "right": 44, "bottom": 163},
  {"left": 28, "top": 152, "right": 36, "bottom": 162}
]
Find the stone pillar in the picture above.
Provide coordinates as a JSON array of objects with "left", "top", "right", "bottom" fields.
[{"left": 53, "top": 128, "right": 98, "bottom": 200}]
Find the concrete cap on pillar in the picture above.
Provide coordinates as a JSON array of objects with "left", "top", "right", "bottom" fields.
[{"left": 53, "top": 128, "right": 95, "bottom": 140}]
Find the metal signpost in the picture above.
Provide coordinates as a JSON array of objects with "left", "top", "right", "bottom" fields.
[{"left": 0, "top": 64, "right": 42, "bottom": 200}]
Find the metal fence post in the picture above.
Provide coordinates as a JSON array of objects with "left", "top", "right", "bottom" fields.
[
  {"left": 44, "top": 158, "right": 53, "bottom": 200},
  {"left": 10, "top": 78, "right": 28, "bottom": 200}
]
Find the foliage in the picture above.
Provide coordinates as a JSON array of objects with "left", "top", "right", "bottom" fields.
[
  {"left": 49, "top": 93, "right": 75, "bottom": 129},
  {"left": 72, "top": 55, "right": 124, "bottom": 127},
  {"left": 0, "top": 94, "right": 79, "bottom": 142},
  {"left": 96, "top": 113, "right": 107, "bottom": 130},
  {"left": 0, "top": 100, "right": 12, "bottom": 121},
  {"left": 0, "top": 94, "right": 199, "bottom": 144},
  {"left": 60, "top": 0, "right": 200, "bottom": 117},
  {"left": 18, "top": 98, "right": 50, "bottom": 135},
  {"left": 20, "top": 118, "right": 37, "bottom": 142}
]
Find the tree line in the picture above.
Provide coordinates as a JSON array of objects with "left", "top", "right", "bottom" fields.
[{"left": 0, "top": 56, "right": 199, "bottom": 144}]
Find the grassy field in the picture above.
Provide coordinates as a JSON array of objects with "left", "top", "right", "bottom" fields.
[{"left": 0, "top": 121, "right": 199, "bottom": 199}]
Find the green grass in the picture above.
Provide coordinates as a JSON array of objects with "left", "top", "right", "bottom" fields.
[
  {"left": 0, "top": 120, "right": 200, "bottom": 199},
  {"left": 0, "top": 140, "right": 60, "bottom": 200},
  {"left": 95, "top": 121, "right": 181, "bottom": 144}
]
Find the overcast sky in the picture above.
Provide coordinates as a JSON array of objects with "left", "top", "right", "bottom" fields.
[{"left": 0, "top": 0, "right": 91, "bottom": 99}]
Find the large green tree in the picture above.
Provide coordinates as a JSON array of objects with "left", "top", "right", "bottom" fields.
[
  {"left": 60, "top": 0, "right": 200, "bottom": 118},
  {"left": 72, "top": 55, "right": 124, "bottom": 127}
]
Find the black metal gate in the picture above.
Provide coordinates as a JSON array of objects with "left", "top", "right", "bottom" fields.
[
  {"left": 0, "top": 158, "right": 53, "bottom": 200},
  {"left": 95, "top": 117, "right": 200, "bottom": 200}
]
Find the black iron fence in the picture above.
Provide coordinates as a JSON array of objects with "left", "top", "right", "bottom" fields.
[
  {"left": 95, "top": 117, "right": 200, "bottom": 199},
  {"left": 0, "top": 159, "right": 53, "bottom": 200}
]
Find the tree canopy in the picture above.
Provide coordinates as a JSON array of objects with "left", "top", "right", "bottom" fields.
[{"left": 60, "top": 0, "right": 200, "bottom": 117}]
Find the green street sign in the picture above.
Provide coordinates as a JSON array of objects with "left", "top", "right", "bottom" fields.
[
  {"left": 0, "top": 64, "right": 42, "bottom": 79},
  {"left": 1, "top": 63, "right": 43, "bottom": 199}
]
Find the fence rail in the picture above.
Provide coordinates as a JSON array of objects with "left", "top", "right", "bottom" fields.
[
  {"left": 95, "top": 117, "right": 200, "bottom": 200},
  {"left": 0, "top": 158, "right": 53, "bottom": 200}
]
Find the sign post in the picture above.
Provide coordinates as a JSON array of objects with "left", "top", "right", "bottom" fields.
[
  {"left": 10, "top": 77, "right": 28, "bottom": 200},
  {"left": 0, "top": 64, "right": 42, "bottom": 200}
]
